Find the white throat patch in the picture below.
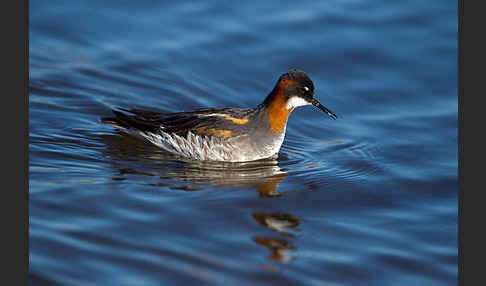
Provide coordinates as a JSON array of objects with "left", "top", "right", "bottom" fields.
[{"left": 286, "top": 96, "right": 311, "bottom": 110}]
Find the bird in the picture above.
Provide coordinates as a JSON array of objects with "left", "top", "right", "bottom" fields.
[{"left": 101, "top": 69, "right": 337, "bottom": 162}]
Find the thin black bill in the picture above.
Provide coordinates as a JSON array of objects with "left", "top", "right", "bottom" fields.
[{"left": 311, "top": 99, "right": 338, "bottom": 120}]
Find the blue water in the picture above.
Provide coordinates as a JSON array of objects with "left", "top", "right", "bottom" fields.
[{"left": 29, "top": 1, "right": 457, "bottom": 285}]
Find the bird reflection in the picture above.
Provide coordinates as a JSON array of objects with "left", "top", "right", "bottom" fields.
[
  {"left": 253, "top": 213, "right": 300, "bottom": 235},
  {"left": 253, "top": 237, "right": 295, "bottom": 263},
  {"left": 98, "top": 133, "right": 288, "bottom": 196},
  {"left": 252, "top": 213, "right": 301, "bottom": 263},
  {"left": 99, "top": 133, "right": 301, "bottom": 263}
]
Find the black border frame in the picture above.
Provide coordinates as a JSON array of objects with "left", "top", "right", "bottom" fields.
[{"left": 9, "top": 0, "right": 29, "bottom": 285}]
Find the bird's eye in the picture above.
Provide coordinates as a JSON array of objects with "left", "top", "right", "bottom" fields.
[{"left": 303, "top": 86, "right": 309, "bottom": 91}]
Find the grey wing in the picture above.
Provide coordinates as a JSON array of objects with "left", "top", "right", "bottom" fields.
[{"left": 101, "top": 107, "right": 252, "bottom": 137}]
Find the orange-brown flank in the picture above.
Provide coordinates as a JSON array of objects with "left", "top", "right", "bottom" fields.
[
  {"left": 202, "top": 113, "right": 249, "bottom": 125},
  {"left": 266, "top": 79, "right": 297, "bottom": 133},
  {"left": 196, "top": 126, "right": 233, "bottom": 138}
]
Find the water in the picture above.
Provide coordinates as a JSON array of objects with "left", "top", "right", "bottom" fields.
[{"left": 29, "top": 1, "right": 458, "bottom": 285}]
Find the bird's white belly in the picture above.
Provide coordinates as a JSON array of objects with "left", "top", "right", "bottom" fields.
[{"left": 133, "top": 129, "right": 285, "bottom": 162}]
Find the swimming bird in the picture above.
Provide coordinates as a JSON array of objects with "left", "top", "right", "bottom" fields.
[{"left": 101, "top": 69, "right": 337, "bottom": 162}]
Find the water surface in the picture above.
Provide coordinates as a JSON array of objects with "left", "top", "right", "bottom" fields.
[{"left": 30, "top": 1, "right": 457, "bottom": 285}]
